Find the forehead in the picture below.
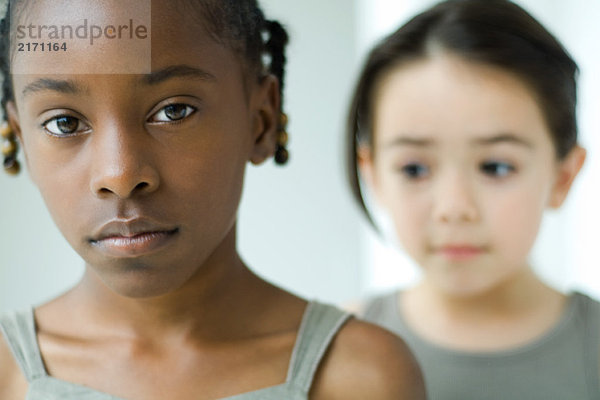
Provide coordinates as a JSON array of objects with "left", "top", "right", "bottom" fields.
[
  {"left": 372, "top": 53, "right": 550, "bottom": 147},
  {"left": 10, "top": 0, "right": 235, "bottom": 76}
]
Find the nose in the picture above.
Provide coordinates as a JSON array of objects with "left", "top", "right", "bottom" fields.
[
  {"left": 89, "top": 123, "right": 160, "bottom": 199},
  {"left": 432, "top": 170, "right": 479, "bottom": 223}
]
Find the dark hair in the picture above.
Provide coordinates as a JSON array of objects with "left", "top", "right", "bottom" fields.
[
  {"left": 346, "top": 0, "right": 579, "bottom": 227},
  {"left": 0, "top": 0, "right": 289, "bottom": 168}
]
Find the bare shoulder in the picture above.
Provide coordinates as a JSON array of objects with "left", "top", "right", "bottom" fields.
[
  {"left": 311, "top": 318, "right": 425, "bottom": 400},
  {"left": 0, "top": 330, "right": 28, "bottom": 399}
]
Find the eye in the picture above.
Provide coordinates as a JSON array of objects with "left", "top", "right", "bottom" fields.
[
  {"left": 399, "top": 163, "right": 430, "bottom": 180},
  {"left": 480, "top": 161, "right": 516, "bottom": 177},
  {"left": 149, "top": 103, "right": 196, "bottom": 123},
  {"left": 43, "top": 116, "right": 90, "bottom": 137}
]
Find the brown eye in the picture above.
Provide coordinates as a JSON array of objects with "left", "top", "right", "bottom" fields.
[
  {"left": 43, "top": 116, "right": 88, "bottom": 136},
  {"left": 150, "top": 103, "right": 196, "bottom": 122}
]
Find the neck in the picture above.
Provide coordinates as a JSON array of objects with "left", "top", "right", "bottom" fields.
[
  {"left": 66, "top": 226, "right": 264, "bottom": 340},
  {"left": 409, "top": 267, "right": 558, "bottom": 321},
  {"left": 402, "top": 266, "right": 567, "bottom": 350}
]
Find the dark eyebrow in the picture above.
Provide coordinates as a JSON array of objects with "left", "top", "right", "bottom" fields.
[
  {"left": 472, "top": 134, "right": 533, "bottom": 149},
  {"left": 22, "top": 78, "right": 86, "bottom": 98},
  {"left": 143, "top": 65, "right": 217, "bottom": 85}
]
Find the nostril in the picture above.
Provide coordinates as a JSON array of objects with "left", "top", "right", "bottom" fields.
[
  {"left": 134, "top": 182, "right": 150, "bottom": 191},
  {"left": 95, "top": 181, "right": 152, "bottom": 198},
  {"left": 132, "top": 181, "right": 152, "bottom": 193}
]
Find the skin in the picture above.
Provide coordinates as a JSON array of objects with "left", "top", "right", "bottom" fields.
[
  {"left": 360, "top": 52, "right": 586, "bottom": 351},
  {"left": 0, "top": 1, "right": 425, "bottom": 399}
]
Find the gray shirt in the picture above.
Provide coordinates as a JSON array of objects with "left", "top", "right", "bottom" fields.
[
  {"left": 0, "top": 302, "right": 350, "bottom": 400},
  {"left": 364, "top": 291, "right": 600, "bottom": 400}
]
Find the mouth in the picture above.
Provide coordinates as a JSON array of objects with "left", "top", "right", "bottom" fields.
[
  {"left": 435, "top": 245, "right": 486, "bottom": 261},
  {"left": 89, "top": 218, "right": 179, "bottom": 258}
]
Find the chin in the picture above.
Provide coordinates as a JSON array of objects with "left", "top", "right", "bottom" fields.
[
  {"left": 438, "top": 284, "right": 494, "bottom": 298},
  {"left": 95, "top": 261, "right": 192, "bottom": 298},
  {"left": 430, "top": 271, "right": 500, "bottom": 298}
]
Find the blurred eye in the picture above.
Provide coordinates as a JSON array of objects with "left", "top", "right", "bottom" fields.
[
  {"left": 399, "top": 163, "right": 430, "bottom": 180},
  {"left": 480, "top": 161, "right": 516, "bottom": 177},
  {"left": 150, "top": 104, "right": 196, "bottom": 123},
  {"left": 43, "top": 116, "right": 89, "bottom": 136}
]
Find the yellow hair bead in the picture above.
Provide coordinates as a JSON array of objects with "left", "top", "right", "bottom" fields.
[
  {"left": 279, "top": 113, "right": 288, "bottom": 129},
  {"left": 0, "top": 123, "right": 13, "bottom": 139},
  {"left": 277, "top": 130, "right": 288, "bottom": 146},
  {"left": 1, "top": 140, "right": 17, "bottom": 157}
]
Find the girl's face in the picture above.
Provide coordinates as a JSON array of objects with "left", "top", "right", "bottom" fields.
[
  {"left": 360, "top": 53, "right": 584, "bottom": 296},
  {"left": 8, "top": 1, "right": 278, "bottom": 297}
]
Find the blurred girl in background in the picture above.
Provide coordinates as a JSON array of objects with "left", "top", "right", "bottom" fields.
[{"left": 347, "top": 0, "right": 598, "bottom": 398}]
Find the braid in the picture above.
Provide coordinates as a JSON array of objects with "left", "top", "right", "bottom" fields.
[
  {"left": 263, "top": 19, "right": 289, "bottom": 165},
  {"left": 0, "top": 0, "right": 12, "bottom": 120},
  {"left": 263, "top": 20, "right": 288, "bottom": 108},
  {"left": 0, "top": 0, "right": 20, "bottom": 175}
]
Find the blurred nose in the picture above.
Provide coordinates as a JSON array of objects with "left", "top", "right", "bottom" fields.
[
  {"left": 89, "top": 123, "right": 159, "bottom": 199},
  {"left": 432, "top": 170, "right": 479, "bottom": 223}
]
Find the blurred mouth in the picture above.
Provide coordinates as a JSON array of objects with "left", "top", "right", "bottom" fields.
[
  {"left": 435, "top": 245, "right": 486, "bottom": 261},
  {"left": 89, "top": 218, "right": 179, "bottom": 258}
]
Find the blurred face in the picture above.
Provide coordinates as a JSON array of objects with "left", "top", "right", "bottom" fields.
[
  {"left": 9, "top": 1, "right": 277, "bottom": 297},
  {"left": 361, "top": 53, "right": 583, "bottom": 296}
]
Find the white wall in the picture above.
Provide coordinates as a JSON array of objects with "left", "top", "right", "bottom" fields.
[
  {"left": 356, "top": 0, "right": 600, "bottom": 300},
  {"left": 238, "top": 0, "right": 363, "bottom": 303}
]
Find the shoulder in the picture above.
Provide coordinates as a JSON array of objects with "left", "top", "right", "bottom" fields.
[
  {"left": 311, "top": 317, "right": 425, "bottom": 399},
  {"left": 572, "top": 291, "right": 600, "bottom": 321},
  {"left": 575, "top": 291, "right": 600, "bottom": 307},
  {"left": 0, "top": 316, "right": 28, "bottom": 399}
]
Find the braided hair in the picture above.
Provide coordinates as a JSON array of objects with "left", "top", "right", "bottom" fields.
[
  {"left": 0, "top": 0, "right": 290, "bottom": 172},
  {"left": 0, "top": 0, "right": 12, "bottom": 120}
]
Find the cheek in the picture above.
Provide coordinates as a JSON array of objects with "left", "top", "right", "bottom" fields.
[
  {"left": 375, "top": 173, "right": 430, "bottom": 251},
  {"left": 158, "top": 124, "right": 250, "bottom": 246},
  {"left": 487, "top": 180, "right": 550, "bottom": 262},
  {"left": 170, "top": 148, "right": 246, "bottom": 229},
  {"left": 20, "top": 131, "right": 89, "bottom": 235},
  {"left": 172, "top": 118, "right": 249, "bottom": 200}
]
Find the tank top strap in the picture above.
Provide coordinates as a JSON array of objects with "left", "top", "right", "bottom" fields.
[
  {"left": 285, "top": 301, "right": 351, "bottom": 393},
  {"left": 0, "top": 307, "right": 48, "bottom": 381}
]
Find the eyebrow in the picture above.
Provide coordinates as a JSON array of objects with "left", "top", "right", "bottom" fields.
[
  {"left": 21, "top": 65, "right": 217, "bottom": 98},
  {"left": 22, "top": 78, "right": 86, "bottom": 98},
  {"left": 380, "top": 133, "right": 534, "bottom": 150},
  {"left": 380, "top": 137, "right": 434, "bottom": 149},
  {"left": 472, "top": 133, "right": 533, "bottom": 149},
  {"left": 143, "top": 65, "right": 217, "bottom": 85}
]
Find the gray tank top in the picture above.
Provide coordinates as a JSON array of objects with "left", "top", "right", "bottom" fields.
[
  {"left": 0, "top": 301, "right": 350, "bottom": 400},
  {"left": 364, "top": 291, "right": 600, "bottom": 400}
]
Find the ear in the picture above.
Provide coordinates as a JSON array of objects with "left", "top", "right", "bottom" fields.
[
  {"left": 548, "top": 145, "right": 586, "bottom": 208},
  {"left": 357, "top": 144, "right": 381, "bottom": 201},
  {"left": 6, "top": 100, "right": 34, "bottom": 176},
  {"left": 249, "top": 74, "right": 279, "bottom": 165}
]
